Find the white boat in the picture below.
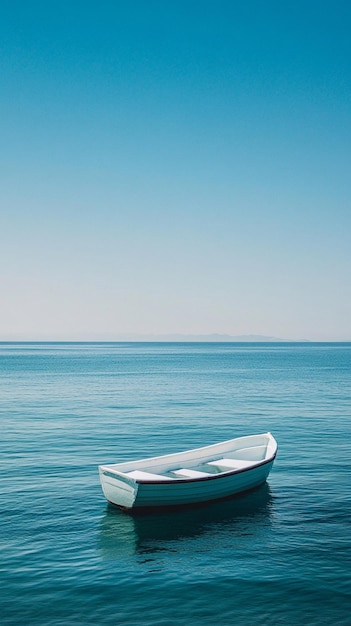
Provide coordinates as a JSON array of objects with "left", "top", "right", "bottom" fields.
[{"left": 99, "top": 432, "right": 277, "bottom": 510}]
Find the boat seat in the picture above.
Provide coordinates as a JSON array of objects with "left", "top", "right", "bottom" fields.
[
  {"left": 171, "top": 468, "right": 211, "bottom": 478},
  {"left": 207, "top": 458, "right": 255, "bottom": 470},
  {"left": 125, "top": 470, "right": 173, "bottom": 481}
]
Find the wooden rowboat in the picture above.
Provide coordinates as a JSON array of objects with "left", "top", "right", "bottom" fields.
[{"left": 99, "top": 432, "right": 277, "bottom": 511}]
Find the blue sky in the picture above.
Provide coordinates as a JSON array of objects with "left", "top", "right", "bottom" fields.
[{"left": 1, "top": 1, "right": 350, "bottom": 340}]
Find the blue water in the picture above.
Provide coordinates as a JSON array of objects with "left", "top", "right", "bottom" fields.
[{"left": 1, "top": 342, "right": 350, "bottom": 625}]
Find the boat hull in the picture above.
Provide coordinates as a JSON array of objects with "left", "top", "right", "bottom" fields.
[
  {"left": 100, "top": 459, "right": 274, "bottom": 510},
  {"left": 99, "top": 433, "right": 277, "bottom": 510}
]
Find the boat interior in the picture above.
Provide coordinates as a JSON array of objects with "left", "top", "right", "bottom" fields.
[{"left": 122, "top": 443, "right": 269, "bottom": 482}]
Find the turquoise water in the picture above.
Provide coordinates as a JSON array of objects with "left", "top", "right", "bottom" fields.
[{"left": 1, "top": 342, "right": 350, "bottom": 625}]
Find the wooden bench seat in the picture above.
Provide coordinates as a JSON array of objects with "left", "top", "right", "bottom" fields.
[
  {"left": 171, "top": 468, "right": 211, "bottom": 478},
  {"left": 125, "top": 470, "right": 173, "bottom": 481},
  {"left": 207, "top": 458, "right": 255, "bottom": 470}
]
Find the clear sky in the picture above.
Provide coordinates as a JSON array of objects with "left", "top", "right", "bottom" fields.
[{"left": 1, "top": 0, "right": 350, "bottom": 341}]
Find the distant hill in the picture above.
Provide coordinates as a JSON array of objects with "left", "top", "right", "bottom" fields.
[
  {"left": 114, "top": 333, "right": 286, "bottom": 342},
  {"left": 0, "top": 332, "right": 291, "bottom": 342}
]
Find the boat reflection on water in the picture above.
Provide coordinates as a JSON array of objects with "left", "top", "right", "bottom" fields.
[{"left": 98, "top": 483, "right": 274, "bottom": 559}]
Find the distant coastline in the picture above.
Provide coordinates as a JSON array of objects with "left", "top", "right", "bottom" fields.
[
  {"left": 108, "top": 333, "right": 287, "bottom": 342},
  {"left": 0, "top": 333, "right": 312, "bottom": 342},
  {"left": 4, "top": 335, "right": 351, "bottom": 343}
]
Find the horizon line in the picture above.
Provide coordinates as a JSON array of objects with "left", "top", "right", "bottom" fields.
[{"left": 0, "top": 335, "right": 350, "bottom": 343}]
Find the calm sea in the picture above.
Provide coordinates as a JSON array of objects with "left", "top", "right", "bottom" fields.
[{"left": 1, "top": 342, "right": 350, "bottom": 625}]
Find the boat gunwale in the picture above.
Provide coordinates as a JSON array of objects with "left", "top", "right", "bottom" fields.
[
  {"left": 101, "top": 451, "right": 277, "bottom": 485},
  {"left": 99, "top": 432, "right": 275, "bottom": 473}
]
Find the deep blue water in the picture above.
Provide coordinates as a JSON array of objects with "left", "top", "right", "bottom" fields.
[{"left": 1, "top": 342, "right": 350, "bottom": 625}]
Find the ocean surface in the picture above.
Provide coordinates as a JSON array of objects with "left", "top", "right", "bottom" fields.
[{"left": 1, "top": 342, "right": 350, "bottom": 625}]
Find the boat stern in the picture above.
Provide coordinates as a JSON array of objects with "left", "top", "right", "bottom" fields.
[{"left": 99, "top": 466, "right": 139, "bottom": 509}]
